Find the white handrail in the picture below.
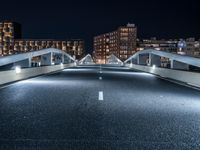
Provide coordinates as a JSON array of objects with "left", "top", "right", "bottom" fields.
[
  {"left": 125, "top": 49, "right": 200, "bottom": 68},
  {"left": 0, "top": 48, "right": 75, "bottom": 67}
]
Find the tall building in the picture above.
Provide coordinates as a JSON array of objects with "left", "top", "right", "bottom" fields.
[
  {"left": 0, "top": 21, "right": 21, "bottom": 56},
  {"left": 0, "top": 21, "right": 85, "bottom": 59},
  {"left": 94, "top": 23, "right": 137, "bottom": 64}
]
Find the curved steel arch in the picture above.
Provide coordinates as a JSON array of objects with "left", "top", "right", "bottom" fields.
[
  {"left": 106, "top": 54, "right": 123, "bottom": 65},
  {"left": 0, "top": 48, "right": 75, "bottom": 67},
  {"left": 79, "top": 54, "right": 94, "bottom": 64},
  {"left": 125, "top": 49, "right": 200, "bottom": 68}
]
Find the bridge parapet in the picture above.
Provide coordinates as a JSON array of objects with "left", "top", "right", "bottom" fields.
[
  {"left": 125, "top": 49, "right": 200, "bottom": 88},
  {"left": 0, "top": 63, "right": 76, "bottom": 85}
]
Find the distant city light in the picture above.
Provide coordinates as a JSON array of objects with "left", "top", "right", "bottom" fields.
[{"left": 15, "top": 66, "right": 21, "bottom": 74}]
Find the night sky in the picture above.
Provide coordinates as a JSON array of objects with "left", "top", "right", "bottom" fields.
[{"left": 0, "top": 0, "right": 200, "bottom": 54}]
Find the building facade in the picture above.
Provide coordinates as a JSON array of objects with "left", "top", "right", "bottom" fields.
[
  {"left": 183, "top": 38, "right": 200, "bottom": 57},
  {"left": 137, "top": 37, "right": 200, "bottom": 57},
  {"left": 14, "top": 39, "right": 84, "bottom": 59},
  {"left": 94, "top": 23, "right": 137, "bottom": 64},
  {"left": 0, "top": 21, "right": 21, "bottom": 56},
  {"left": 137, "top": 37, "right": 178, "bottom": 53},
  {"left": 0, "top": 21, "right": 85, "bottom": 59}
]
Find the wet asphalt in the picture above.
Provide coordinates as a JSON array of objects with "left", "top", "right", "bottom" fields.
[{"left": 1, "top": 64, "right": 200, "bottom": 149}]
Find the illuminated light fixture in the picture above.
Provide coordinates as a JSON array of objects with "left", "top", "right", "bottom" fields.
[
  {"left": 15, "top": 66, "right": 21, "bottom": 74},
  {"left": 51, "top": 62, "right": 55, "bottom": 65},
  {"left": 60, "top": 63, "right": 63, "bottom": 66},
  {"left": 152, "top": 64, "right": 156, "bottom": 69},
  {"left": 38, "top": 62, "right": 41, "bottom": 67}
]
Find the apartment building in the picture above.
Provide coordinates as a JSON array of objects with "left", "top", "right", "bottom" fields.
[
  {"left": 0, "top": 21, "right": 21, "bottom": 55},
  {"left": 94, "top": 23, "right": 137, "bottom": 64},
  {"left": 0, "top": 21, "right": 85, "bottom": 59}
]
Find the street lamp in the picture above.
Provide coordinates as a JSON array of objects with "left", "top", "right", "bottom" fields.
[{"left": 15, "top": 66, "right": 21, "bottom": 74}]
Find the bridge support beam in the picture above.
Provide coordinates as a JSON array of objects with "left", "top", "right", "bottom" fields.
[
  {"left": 149, "top": 54, "right": 161, "bottom": 67},
  {"left": 170, "top": 60, "right": 189, "bottom": 70},
  {"left": 137, "top": 54, "right": 149, "bottom": 65},
  {"left": 41, "top": 53, "right": 52, "bottom": 66},
  {"left": 62, "top": 54, "right": 65, "bottom": 64},
  {"left": 14, "top": 58, "right": 31, "bottom": 68}
]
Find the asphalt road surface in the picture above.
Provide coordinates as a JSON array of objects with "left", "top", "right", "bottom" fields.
[{"left": 1, "top": 64, "right": 200, "bottom": 150}]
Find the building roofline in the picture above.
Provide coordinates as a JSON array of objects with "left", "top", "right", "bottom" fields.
[
  {"left": 14, "top": 39, "right": 84, "bottom": 41},
  {"left": 94, "top": 23, "right": 137, "bottom": 38}
]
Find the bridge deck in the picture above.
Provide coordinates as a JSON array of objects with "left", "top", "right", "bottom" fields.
[{"left": 0, "top": 65, "right": 200, "bottom": 149}]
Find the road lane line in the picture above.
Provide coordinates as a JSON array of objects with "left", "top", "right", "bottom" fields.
[{"left": 98, "top": 91, "right": 104, "bottom": 101}]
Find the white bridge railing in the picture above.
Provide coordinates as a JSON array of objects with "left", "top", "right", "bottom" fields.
[
  {"left": 125, "top": 49, "right": 200, "bottom": 70},
  {"left": 125, "top": 49, "right": 200, "bottom": 88},
  {"left": 79, "top": 54, "right": 95, "bottom": 65},
  {"left": 0, "top": 48, "right": 75, "bottom": 68}
]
